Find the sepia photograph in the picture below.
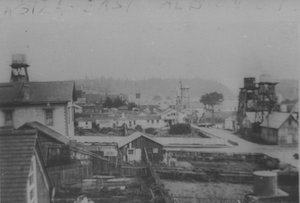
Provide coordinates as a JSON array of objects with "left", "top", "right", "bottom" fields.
[{"left": 0, "top": 0, "right": 299, "bottom": 202}]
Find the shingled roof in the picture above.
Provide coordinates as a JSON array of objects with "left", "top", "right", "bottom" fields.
[
  {"left": 0, "top": 81, "right": 75, "bottom": 106},
  {"left": 260, "top": 112, "right": 297, "bottom": 129},
  {"left": 0, "top": 130, "right": 37, "bottom": 203},
  {"left": 19, "top": 121, "right": 70, "bottom": 144}
]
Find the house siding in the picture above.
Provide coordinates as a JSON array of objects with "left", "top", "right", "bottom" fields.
[
  {"left": 261, "top": 118, "right": 298, "bottom": 145},
  {"left": 0, "top": 104, "right": 74, "bottom": 137},
  {"left": 120, "top": 136, "right": 163, "bottom": 163},
  {"left": 78, "top": 121, "right": 93, "bottom": 129},
  {"left": 278, "top": 119, "right": 298, "bottom": 145},
  {"left": 261, "top": 127, "right": 278, "bottom": 144},
  {"left": 116, "top": 118, "right": 165, "bottom": 129},
  {"left": 35, "top": 155, "right": 51, "bottom": 203}
]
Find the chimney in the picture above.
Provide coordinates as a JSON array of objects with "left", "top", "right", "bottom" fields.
[{"left": 22, "top": 83, "right": 30, "bottom": 100}]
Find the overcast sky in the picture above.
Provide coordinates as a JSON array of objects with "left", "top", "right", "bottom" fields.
[{"left": 0, "top": 0, "right": 299, "bottom": 91}]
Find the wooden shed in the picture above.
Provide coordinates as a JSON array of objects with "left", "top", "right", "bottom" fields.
[
  {"left": 118, "top": 132, "right": 163, "bottom": 164},
  {"left": 260, "top": 112, "right": 298, "bottom": 145}
]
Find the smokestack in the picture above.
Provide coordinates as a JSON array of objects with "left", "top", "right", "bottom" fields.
[{"left": 22, "top": 83, "right": 30, "bottom": 100}]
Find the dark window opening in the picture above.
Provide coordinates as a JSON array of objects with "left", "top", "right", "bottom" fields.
[
  {"left": 45, "top": 109, "right": 54, "bottom": 126},
  {"left": 4, "top": 110, "right": 13, "bottom": 126}
]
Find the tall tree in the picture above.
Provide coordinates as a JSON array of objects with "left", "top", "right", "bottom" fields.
[
  {"left": 103, "top": 97, "right": 113, "bottom": 108},
  {"left": 200, "top": 92, "right": 224, "bottom": 124}
]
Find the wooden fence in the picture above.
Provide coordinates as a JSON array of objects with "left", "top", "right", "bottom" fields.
[
  {"left": 47, "top": 163, "right": 92, "bottom": 187},
  {"left": 173, "top": 196, "right": 245, "bottom": 203}
]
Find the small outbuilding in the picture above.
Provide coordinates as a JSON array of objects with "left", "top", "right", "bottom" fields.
[
  {"left": 118, "top": 132, "right": 163, "bottom": 163},
  {"left": 260, "top": 112, "right": 298, "bottom": 145}
]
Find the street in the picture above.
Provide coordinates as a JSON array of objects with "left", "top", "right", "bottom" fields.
[{"left": 192, "top": 125, "right": 299, "bottom": 168}]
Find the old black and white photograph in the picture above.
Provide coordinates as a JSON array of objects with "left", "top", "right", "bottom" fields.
[{"left": 0, "top": 0, "right": 299, "bottom": 202}]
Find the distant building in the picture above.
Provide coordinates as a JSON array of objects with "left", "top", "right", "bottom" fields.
[
  {"left": 260, "top": 112, "right": 298, "bottom": 145},
  {"left": 224, "top": 115, "right": 237, "bottom": 131},
  {"left": 0, "top": 129, "right": 52, "bottom": 203},
  {"left": 75, "top": 132, "right": 164, "bottom": 164},
  {"left": 81, "top": 103, "right": 99, "bottom": 113},
  {"left": 93, "top": 112, "right": 166, "bottom": 130},
  {"left": 74, "top": 103, "right": 83, "bottom": 113},
  {"left": 77, "top": 117, "right": 93, "bottom": 129},
  {"left": 116, "top": 113, "right": 166, "bottom": 129},
  {"left": 161, "top": 108, "right": 186, "bottom": 126},
  {"left": 96, "top": 118, "right": 115, "bottom": 128}
]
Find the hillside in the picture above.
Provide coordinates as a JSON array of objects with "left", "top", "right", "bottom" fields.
[{"left": 75, "top": 77, "right": 236, "bottom": 100}]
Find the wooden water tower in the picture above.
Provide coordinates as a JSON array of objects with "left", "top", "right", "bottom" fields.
[{"left": 10, "top": 54, "right": 29, "bottom": 82}]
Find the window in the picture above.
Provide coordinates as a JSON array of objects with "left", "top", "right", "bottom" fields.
[
  {"left": 27, "top": 157, "right": 37, "bottom": 203},
  {"left": 156, "top": 120, "right": 159, "bottom": 123},
  {"left": 288, "top": 118, "right": 292, "bottom": 125},
  {"left": 133, "top": 120, "right": 136, "bottom": 125},
  {"left": 151, "top": 120, "right": 154, "bottom": 124},
  {"left": 29, "top": 174, "right": 34, "bottom": 185},
  {"left": 128, "top": 149, "right": 134, "bottom": 155},
  {"left": 30, "top": 189, "right": 34, "bottom": 200},
  {"left": 45, "top": 109, "right": 53, "bottom": 126},
  {"left": 153, "top": 148, "right": 158, "bottom": 153},
  {"left": 4, "top": 110, "right": 13, "bottom": 126}
]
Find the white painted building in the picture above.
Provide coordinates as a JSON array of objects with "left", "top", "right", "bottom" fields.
[
  {"left": 224, "top": 115, "right": 237, "bottom": 131},
  {"left": 161, "top": 108, "right": 186, "bottom": 126},
  {"left": 96, "top": 118, "right": 115, "bottom": 128},
  {"left": 116, "top": 113, "right": 166, "bottom": 129},
  {"left": 77, "top": 118, "right": 93, "bottom": 129},
  {"left": 0, "top": 81, "right": 76, "bottom": 137}
]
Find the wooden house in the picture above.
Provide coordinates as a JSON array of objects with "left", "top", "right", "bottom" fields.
[
  {"left": 0, "top": 81, "right": 76, "bottom": 137},
  {"left": 260, "top": 112, "right": 298, "bottom": 145},
  {"left": 19, "top": 121, "right": 110, "bottom": 186},
  {"left": 118, "top": 132, "right": 163, "bottom": 163},
  {"left": 0, "top": 129, "right": 52, "bottom": 203}
]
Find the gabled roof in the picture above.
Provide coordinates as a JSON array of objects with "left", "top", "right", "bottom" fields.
[
  {"left": 0, "top": 81, "right": 75, "bottom": 106},
  {"left": 118, "top": 131, "right": 163, "bottom": 148},
  {"left": 76, "top": 117, "right": 94, "bottom": 122},
  {"left": 19, "top": 121, "right": 70, "bottom": 144},
  {"left": 74, "top": 132, "right": 162, "bottom": 148},
  {"left": 0, "top": 130, "right": 37, "bottom": 203},
  {"left": 260, "top": 112, "right": 297, "bottom": 129}
]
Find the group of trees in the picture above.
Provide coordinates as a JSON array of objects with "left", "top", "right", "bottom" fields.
[
  {"left": 103, "top": 96, "right": 138, "bottom": 110},
  {"left": 200, "top": 92, "right": 224, "bottom": 124},
  {"left": 103, "top": 96, "right": 127, "bottom": 108}
]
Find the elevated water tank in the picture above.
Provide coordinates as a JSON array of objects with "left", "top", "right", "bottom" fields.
[
  {"left": 253, "top": 171, "right": 277, "bottom": 196},
  {"left": 259, "top": 74, "right": 275, "bottom": 83},
  {"left": 244, "top": 77, "right": 256, "bottom": 89}
]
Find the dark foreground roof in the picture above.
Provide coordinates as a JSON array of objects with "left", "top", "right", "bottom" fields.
[
  {"left": 0, "top": 130, "right": 37, "bottom": 203},
  {"left": 19, "top": 121, "right": 70, "bottom": 144},
  {"left": 0, "top": 81, "right": 75, "bottom": 106}
]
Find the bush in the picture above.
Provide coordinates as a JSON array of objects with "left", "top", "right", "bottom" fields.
[
  {"left": 145, "top": 127, "right": 157, "bottom": 135},
  {"left": 169, "top": 123, "right": 191, "bottom": 135},
  {"left": 135, "top": 125, "right": 143, "bottom": 132}
]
